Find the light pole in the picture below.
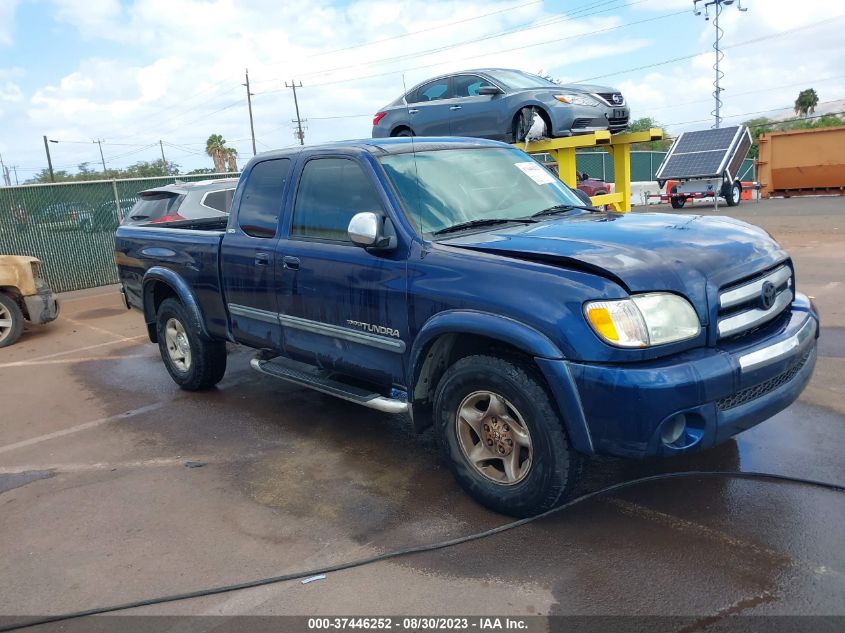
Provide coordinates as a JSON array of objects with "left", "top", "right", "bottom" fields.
[{"left": 693, "top": 0, "right": 748, "bottom": 129}]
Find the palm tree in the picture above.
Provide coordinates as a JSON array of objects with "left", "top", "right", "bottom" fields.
[
  {"left": 794, "top": 88, "right": 819, "bottom": 117},
  {"left": 205, "top": 134, "right": 229, "bottom": 172},
  {"left": 225, "top": 147, "right": 238, "bottom": 172}
]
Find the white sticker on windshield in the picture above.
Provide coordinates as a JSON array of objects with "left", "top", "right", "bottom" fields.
[{"left": 515, "top": 161, "right": 556, "bottom": 185}]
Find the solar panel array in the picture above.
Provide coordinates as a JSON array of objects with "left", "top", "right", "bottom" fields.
[{"left": 656, "top": 125, "right": 747, "bottom": 180}]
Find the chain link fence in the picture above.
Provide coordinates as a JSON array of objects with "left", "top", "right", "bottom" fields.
[
  {"left": 0, "top": 173, "right": 238, "bottom": 293},
  {"left": 0, "top": 154, "right": 759, "bottom": 294}
]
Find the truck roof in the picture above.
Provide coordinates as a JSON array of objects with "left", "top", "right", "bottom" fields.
[{"left": 247, "top": 137, "right": 510, "bottom": 164}]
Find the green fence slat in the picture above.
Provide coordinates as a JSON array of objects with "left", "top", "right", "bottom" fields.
[{"left": 0, "top": 172, "right": 239, "bottom": 293}]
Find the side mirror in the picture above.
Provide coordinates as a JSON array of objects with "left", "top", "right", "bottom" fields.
[
  {"left": 348, "top": 212, "right": 397, "bottom": 251},
  {"left": 476, "top": 85, "right": 502, "bottom": 96}
]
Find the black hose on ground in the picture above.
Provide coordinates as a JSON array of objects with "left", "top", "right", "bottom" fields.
[{"left": 3, "top": 470, "right": 843, "bottom": 632}]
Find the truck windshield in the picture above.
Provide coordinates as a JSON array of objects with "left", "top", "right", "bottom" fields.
[{"left": 380, "top": 147, "right": 585, "bottom": 235}]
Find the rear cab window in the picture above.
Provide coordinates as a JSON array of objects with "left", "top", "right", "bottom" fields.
[{"left": 238, "top": 159, "right": 292, "bottom": 238}]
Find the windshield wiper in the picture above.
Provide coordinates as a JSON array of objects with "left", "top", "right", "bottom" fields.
[
  {"left": 432, "top": 218, "right": 535, "bottom": 236},
  {"left": 529, "top": 204, "right": 595, "bottom": 218}
]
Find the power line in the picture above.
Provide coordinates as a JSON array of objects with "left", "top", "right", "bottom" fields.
[
  {"left": 574, "top": 15, "right": 845, "bottom": 84},
  {"left": 257, "top": 0, "right": 649, "bottom": 92},
  {"left": 662, "top": 98, "right": 845, "bottom": 128},
  {"left": 307, "top": 0, "right": 545, "bottom": 59},
  {"left": 647, "top": 74, "right": 845, "bottom": 112},
  {"left": 260, "top": 8, "right": 684, "bottom": 94}
]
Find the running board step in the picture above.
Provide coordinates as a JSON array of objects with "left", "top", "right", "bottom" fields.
[{"left": 250, "top": 354, "right": 408, "bottom": 414}]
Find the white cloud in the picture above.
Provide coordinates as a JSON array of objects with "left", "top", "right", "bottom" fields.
[
  {"left": 5, "top": 0, "right": 844, "bottom": 174},
  {"left": 0, "top": 0, "right": 20, "bottom": 46}
]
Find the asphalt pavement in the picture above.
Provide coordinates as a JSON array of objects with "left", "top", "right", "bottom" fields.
[{"left": 0, "top": 196, "right": 843, "bottom": 630}]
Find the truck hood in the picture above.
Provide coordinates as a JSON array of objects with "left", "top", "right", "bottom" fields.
[{"left": 440, "top": 212, "right": 789, "bottom": 309}]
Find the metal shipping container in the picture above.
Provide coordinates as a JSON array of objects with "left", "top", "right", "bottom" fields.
[{"left": 757, "top": 125, "right": 845, "bottom": 197}]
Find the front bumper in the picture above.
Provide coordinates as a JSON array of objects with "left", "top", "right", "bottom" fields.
[
  {"left": 547, "top": 102, "right": 630, "bottom": 136},
  {"left": 23, "top": 289, "right": 60, "bottom": 325},
  {"left": 537, "top": 294, "right": 819, "bottom": 458}
]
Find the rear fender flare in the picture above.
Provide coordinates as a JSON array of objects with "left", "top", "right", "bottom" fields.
[{"left": 142, "top": 267, "right": 211, "bottom": 342}]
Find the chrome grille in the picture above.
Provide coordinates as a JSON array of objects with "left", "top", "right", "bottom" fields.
[
  {"left": 595, "top": 92, "right": 625, "bottom": 106},
  {"left": 717, "top": 265, "right": 793, "bottom": 339}
]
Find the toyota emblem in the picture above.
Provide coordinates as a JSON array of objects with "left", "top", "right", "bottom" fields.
[{"left": 760, "top": 281, "right": 777, "bottom": 310}]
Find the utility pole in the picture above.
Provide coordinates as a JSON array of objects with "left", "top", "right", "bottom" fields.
[
  {"left": 0, "top": 153, "right": 9, "bottom": 186},
  {"left": 285, "top": 80, "right": 305, "bottom": 145},
  {"left": 43, "top": 135, "right": 55, "bottom": 182},
  {"left": 11, "top": 166, "right": 18, "bottom": 185},
  {"left": 159, "top": 140, "right": 169, "bottom": 175},
  {"left": 93, "top": 138, "right": 107, "bottom": 172},
  {"left": 243, "top": 69, "right": 257, "bottom": 156},
  {"left": 693, "top": 0, "right": 748, "bottom": 129}
]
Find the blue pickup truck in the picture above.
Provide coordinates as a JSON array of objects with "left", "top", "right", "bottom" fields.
[{"left": 115, "top": 137, "right": 819, "bottom": 517}]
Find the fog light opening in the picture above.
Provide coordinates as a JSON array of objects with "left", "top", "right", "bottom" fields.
[{"left": 661, "top": 414, "right": 687, "bottom": 446}]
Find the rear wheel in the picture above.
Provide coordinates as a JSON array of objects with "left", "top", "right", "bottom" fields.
[
  {"left": 723, "top": 180, "right": 741, "bottom": 207},
  {"left": 434, "top": 355, "right": 577, "bottom": 517},
  {"left": 392, "top": 128, "right": 413, "bottom": 137},
  {"left": 0, "top": 293, "right": 24, "bottom": 348},
  {"left": 670, "top": 185, "right": 686, "bottom": 209},
  {"left": 155, "top": 298, "right": 226, "bottom": 390}
]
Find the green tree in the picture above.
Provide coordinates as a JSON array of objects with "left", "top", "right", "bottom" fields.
[
  {"left": 793, "top": 88, "right": 819, "bottom": 117},
  {"left": 743, "top": 117, "right": 774, "bottom": 159},
  {"left": 205, "top": 134, "right": 231, "bottom": 172},
  {"left": 25, "top": 169, "right": 73, "bottom": 184},
  {"left": 627, "top": 117, "right": 673, "bottom": 151},
  {"left": 121, "top": 159, "right": 180, "bottom": 178},
  {"left": 187, "top": 167, "right": 215, "bottom": 175}
]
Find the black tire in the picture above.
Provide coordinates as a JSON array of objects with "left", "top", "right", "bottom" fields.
[
  {"left": 670, "top": 186, "right": 686, "bottom": 209},
  {"left": 433, "top": 354, "right": 578, "bottom": 517},
  {"left": 0, "top": 293, "right": 25, "bottom": 348},
  {"left": 723, "top": 180, "right": 741, "bottom": 207},
  {"left": 155, "top": 298, "right": 226, "bottom": 391},
  {"left": 393, "top": 128, "right": 413, "bottom": 137}
]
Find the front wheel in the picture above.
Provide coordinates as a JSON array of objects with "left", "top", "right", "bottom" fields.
[
  {"left": 156, "top": 298, "right": 226, "bottom": 391},
  {"left": 434, "top": 355, "right": 578, "bottom": 517},
  {"left": 0, "top": 293, "right": 25, "bottom": 348}
]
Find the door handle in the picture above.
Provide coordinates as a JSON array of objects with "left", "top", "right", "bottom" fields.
[
  {"left": 408, "top": 108, "right": 419, "bottom": 114},
  {"left": 255, "top": 252, "right": 270, "bottom": 266},
  {"left": 283, "top": 256, "right": 300, "bottom": 271},
  {"left": 449, "top": 105, "right": 462, "bottom": 110}
]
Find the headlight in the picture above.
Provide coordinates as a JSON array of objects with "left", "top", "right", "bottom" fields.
[
  {"left": 584, "top": 293, "right": 700, "bottom": 348},
  {"left": 554, "top": 94, "right": 598, "bottom": 107}
]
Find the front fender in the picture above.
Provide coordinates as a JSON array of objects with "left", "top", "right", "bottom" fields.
[
  {"left": 142, "top": 267, "right": 211, "bottom": 342},
  {"left": 410, "top": 309, "right": 564, "bottom": 372},
  {"left": 410, "top": 310, "right": 595, "bottom": 454}
]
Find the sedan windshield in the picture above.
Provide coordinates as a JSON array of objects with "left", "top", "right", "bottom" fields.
[
  {"left": 483, "top": 70, "right": 558, "bottom": 91},
  {"left": 380, "top": 147, "right": 585, "bottom": 235}
]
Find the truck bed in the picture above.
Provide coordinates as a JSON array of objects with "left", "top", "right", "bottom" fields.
[{"left": 114, "top": 221, "right": 229, "bottom": 338}]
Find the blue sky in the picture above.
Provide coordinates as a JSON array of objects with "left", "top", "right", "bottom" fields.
[{"left": 1, "top": 0, "right": 843, "bottom": 178}]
